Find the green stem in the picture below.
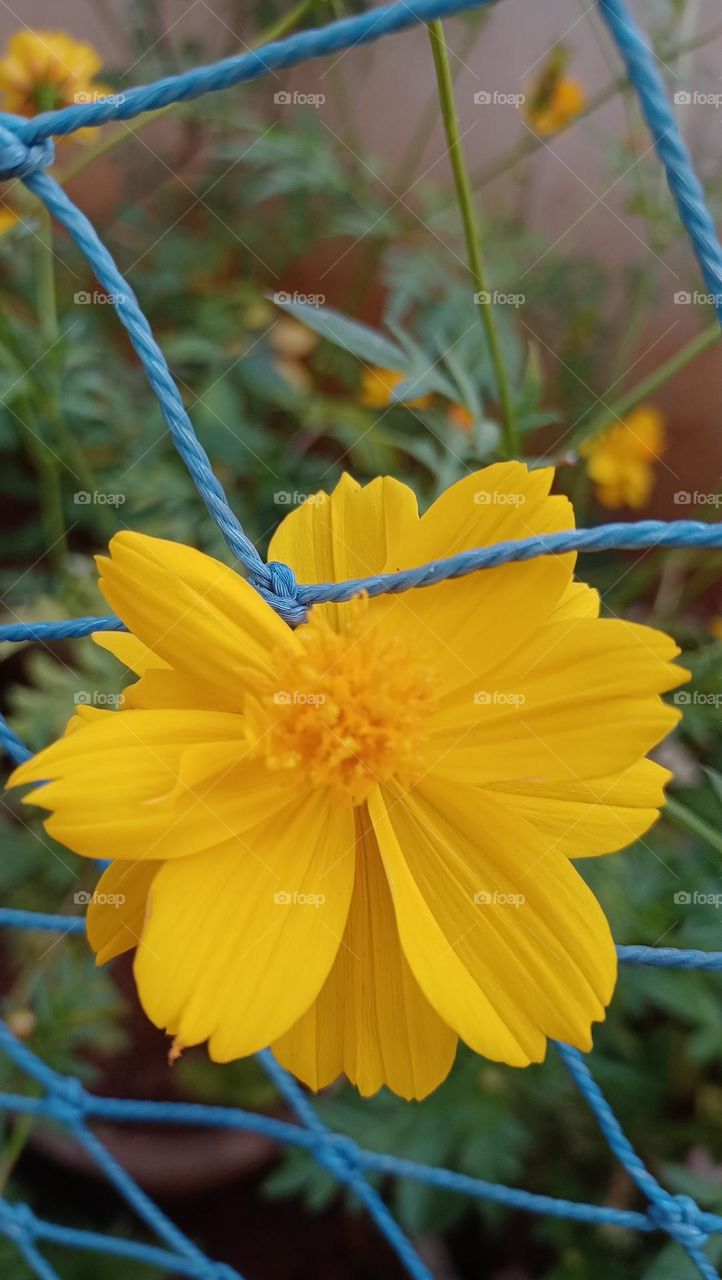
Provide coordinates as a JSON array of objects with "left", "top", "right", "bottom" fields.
[
  {"left": 0, "top": 1113, "right": 35, "bottom": 1194},
  {"left": 570, "top": 323, "right": 721, "bottom": 450},
  {"left": 397, "top": 11, "right": 489, "bottom": 190},
  {"left": 428, "top": 19, "right": 518, "bottom": 455},
  {"left": 15, "top": 397, "right": 68, "bottom": 570},
  {"left": 32, "top": 212, "right": 69, "bottom": 572},
  {"left": 36, "top": 206, "right": 115, "bottom": 541},
  {"left": 665, "top": 795, "right": 722, "bottom": 857}
]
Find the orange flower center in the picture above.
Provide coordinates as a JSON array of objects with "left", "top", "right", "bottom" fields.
[{"left": 255, "top": 601, "right": 437, "bottom": 803}]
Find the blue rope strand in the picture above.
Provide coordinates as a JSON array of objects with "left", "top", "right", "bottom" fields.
[
  {"left": 1, "top": 0, "right": 496, "bottom": 146},
  {"left": 0, "top": 521, "right": 721, "bottom": 647},
  {"left": 1, "top": 0, "right": 721, "bottom": 1276},
  {"left": 598, "top": 0, "right": 722, "bottom": 324}
]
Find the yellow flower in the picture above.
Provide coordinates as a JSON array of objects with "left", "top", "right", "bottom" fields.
[
  {"left": 359, "top": 366, "right": 430, "bottom": 410},
  {"left": 0, "top": 31, "right": 106, "bottom": 119},
  {"left": 582, "top": 406, "right": 666, "bottom": 510},
  {"left": 0, "top": 206, "right": 20, "bottom": 236},
  {"left": 9, "top": 464, "right": 686, "bottom": 1100},
  {"left": 525, "top": 75, "right": 585, "bottom": 136}
]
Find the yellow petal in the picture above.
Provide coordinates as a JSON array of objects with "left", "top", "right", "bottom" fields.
[
  {"left": 273, "top": 808, "right": 457, "bottom": 1100},
  {"left": 267, "top": 473, "right": 418, "bottom": 628},
  {"left": 431, "top": 617, "right": 685, "bottom": 785},
  {"left": 135, "top": 791, "right": 355, "bottom": 1059},
  {"left": 87, "top": 860, "right": 160, "bottom": 964},
  {"left": 369, "top": 779, "right": 617, "bottom": 1065},
  {"left": 9, "top": 709, "right": 290, "bottom": 862},
  {"left": 551, "top": 579, "right": 600, "bottom": 621},
  {"left": 93, "top": 629, "right": 226, "bottom": 711},
  {"left": 488, "top": 758, "right": 672, "bottom": 857},
  {"left": 92, "top": 630, "right": 165, "bottom": 675},
  {"left": 97, "top": 532, "right": 299, "bottom": 707},
  {"left": 366, "top": 463, "right": 577, "bottom": 695}
]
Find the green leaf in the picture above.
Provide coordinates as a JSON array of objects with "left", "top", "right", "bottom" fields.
[{"left": 270, "top": 298, "right": 408, "bottom": 372}]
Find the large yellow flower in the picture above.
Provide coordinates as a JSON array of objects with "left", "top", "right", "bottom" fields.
[
  {"left": 0, "top": 31, "right": 107, "bottom": 118},
  {"left": 9, "top": 464, "right": 686, "bottom": 1100}
]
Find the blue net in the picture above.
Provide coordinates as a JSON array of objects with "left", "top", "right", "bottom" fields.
[{"left": 0, "top": 0, "right": 721, "bottom": 1277}]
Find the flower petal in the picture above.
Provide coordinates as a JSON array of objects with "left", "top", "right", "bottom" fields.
[
  {"left": 94, "top": 628, "right": 227, "bottom": 712},
  {"left": 369, "top": 779, "right": 617, "bottom": 1065},
  {"left": 87, "top": 859, "right": 160, "bottom": 964},
  {"left": 367, "top": 463, "right": 577, "bottom": 695},
  {"left": 488, "top": 758, "right": 672, "bottom": 858},
  {"left": 267, "top": 474, "right": 418, "bottom": 626},
  {"left": 97, "top": 532, "right": 299, "bottom": 707},
  {"left": 134, "top": 791, "right": 355, "bottom": 1059},
  {"left": 9, "top": 709, "right": 291, "bottom": 861},
  {"left": 272, "top": 808, "right": 457, "bottom": 1100},
  {"left": 431, "top": 617, "right": 685, "bottom": 785}
]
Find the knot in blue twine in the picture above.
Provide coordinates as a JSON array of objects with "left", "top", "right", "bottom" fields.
[
  {"left": 256, "top": 560, "right": 307, "bottom": 626},
  {"left": 316, "top": 1134, "right": 363, "bottom": 1180},
  {"left": 0, "top": 1200, "right": 37, "bottom": 1243},
  {"left": 48, "top": 1074, "right": 87, "bottom": 1125},
  {"left": 648, "top": 1194, "right": 710, "bottom": 1248},
  {"left": 0, "top": 123, "right": 54, "bottom": 181}
]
